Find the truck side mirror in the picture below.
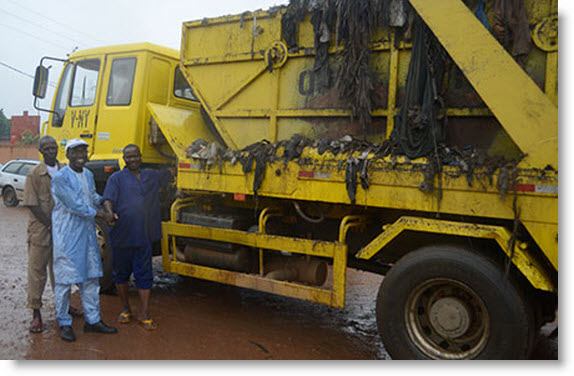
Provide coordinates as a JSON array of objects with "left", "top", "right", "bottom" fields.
[{"left": 33, "top": 66, "right": 49, "bottom": 99}]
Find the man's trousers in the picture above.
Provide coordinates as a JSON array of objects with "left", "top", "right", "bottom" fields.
[
  {"left": 54, "top": 278, "right": 101, "bottom": 327},
  {"left": 27, "top": 242, "right": 54, "bottom": 310}
]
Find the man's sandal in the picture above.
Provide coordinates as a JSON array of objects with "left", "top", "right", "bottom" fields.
[
  {"left": 118, "top": 311, "right": 133, "bottom": 324},
  {"left": 29, "top": 320, "right": 44, "bottom": 333},
  {"left": 140, "top": 319, "right": 157, "bottom": 331}
]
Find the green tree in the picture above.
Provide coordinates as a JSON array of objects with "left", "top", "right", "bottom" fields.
[
  {"left": 0, "top": 109, "right": 11, "bottom": 137},
  {"left": 16, "top": 129, "right": 40, "bottom": 145}
]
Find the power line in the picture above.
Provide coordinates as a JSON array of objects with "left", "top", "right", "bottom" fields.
[
  {"left": 0, "top": 61, "right": 58, "bottom": 88},
  {"left": 4, "top": 0, "right": 106, "bottom": 45},
  {"left": 0, "top": 8, "right": 86, "bottom": 47},
  {"left": 0, "top": 61, "right": 34, "bottom": 79},
  {"left": 0, "top": 23, "right": 72, "bottom": 51}
]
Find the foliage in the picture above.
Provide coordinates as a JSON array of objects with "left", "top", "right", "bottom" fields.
[
  {"left": 0, "top": 109, "right": 11, "bottom": 137},
  {"left": 16, "top": 129, "right": 40, "bottom": 145}
]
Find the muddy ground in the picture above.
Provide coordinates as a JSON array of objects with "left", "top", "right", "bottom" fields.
[{"left": 0, "top": 204, "right": 557, "bottom": 360}]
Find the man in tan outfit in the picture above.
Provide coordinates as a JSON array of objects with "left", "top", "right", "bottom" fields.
[{"left": 23, "top": 135, "right": 81, "bottom": 332}]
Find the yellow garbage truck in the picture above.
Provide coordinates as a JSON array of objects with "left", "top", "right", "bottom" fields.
[{"left": 33, "top": 0, "right": 557, "bottom": 359}]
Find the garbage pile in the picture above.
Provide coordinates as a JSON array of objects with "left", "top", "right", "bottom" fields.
[
  {"left": 279, "top": 0, "right": 532, "bottom": 161},
  {"left": 185, "top": 134, "right": 522, "bottom": 205}
]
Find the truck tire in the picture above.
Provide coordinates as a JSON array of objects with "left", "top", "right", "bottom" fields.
[
  {"left": 2, "top": 186, "right": 19, "bottom": 207},
  {"left": 376, "top": 245, "right": 534, "bottom": 359},
  {"left": 95, "top": 218, "right": 114, "bottom": 292}
]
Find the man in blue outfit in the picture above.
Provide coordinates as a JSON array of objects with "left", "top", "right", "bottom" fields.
[
  {"left": 103, "top": 144, "right": 172, "bottom": 330},
  {"left": 51, "top": 139, "right": 118, "bottom": 342}
]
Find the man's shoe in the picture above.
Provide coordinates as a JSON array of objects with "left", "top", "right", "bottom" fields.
[
  {"left": 59, "top": 326, "right": 76, "bottom": 342},
  {"left": 84, "top": 321, "right": 118, "bottom": 334}
]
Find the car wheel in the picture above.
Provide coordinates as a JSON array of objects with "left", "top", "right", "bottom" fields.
[{"left": 2, "top": 186, "right": 19, "bottom": 207}]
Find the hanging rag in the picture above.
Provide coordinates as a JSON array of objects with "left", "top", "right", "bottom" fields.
[
  {"left": 391, "top": 17, "right": 446, "bottom": 159},
  {"left": 493, "top": 0, "right": 531, "bottom": 67}
]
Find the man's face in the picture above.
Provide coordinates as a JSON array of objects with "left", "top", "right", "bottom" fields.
[
  {"left": 67, "top": 146, "right": 88, "bottom": 171},
  {"left": 123, "top": 147, "right": 142, "bottom": 171},
  {"left": 39, "top": 140, "right": 58, "bottom": 166}
]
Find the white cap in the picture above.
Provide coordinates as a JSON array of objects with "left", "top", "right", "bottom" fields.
[{"left": 65, "top": 138, "right": 88, "bottom": 153}]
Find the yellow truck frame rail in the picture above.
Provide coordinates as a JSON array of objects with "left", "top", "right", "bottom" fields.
[
  {"left": 356, "top": 216, "right": 554, "bottom": 292},
  {"left": 162, "top": 197, "right": 356, "bottom": 308}
]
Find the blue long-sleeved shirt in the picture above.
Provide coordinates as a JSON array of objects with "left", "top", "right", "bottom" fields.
[{"left": 103, "top": 168, "right": 171, "bottom": 249}]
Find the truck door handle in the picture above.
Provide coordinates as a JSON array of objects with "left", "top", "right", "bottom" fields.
[{"left": 80, "top": 133, "right": 93, "bottom": 139}]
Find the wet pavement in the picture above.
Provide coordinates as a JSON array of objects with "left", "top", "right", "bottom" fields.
[{"left": 0, "top": 204, "right": 557, "bottom": 360}]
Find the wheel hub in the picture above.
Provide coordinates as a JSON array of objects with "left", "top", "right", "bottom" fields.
[{"left": 429, "top": 297, "right": 471, "bottom": 339}]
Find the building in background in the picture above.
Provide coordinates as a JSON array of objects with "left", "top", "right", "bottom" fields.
[{"left": 10, "top": 111, "right": 39, "bottom": 145}]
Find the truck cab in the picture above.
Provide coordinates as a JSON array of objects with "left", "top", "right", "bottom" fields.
[
  {"left": 35, "top": 43, "right": 201, "bottom": 192},
  {"left": 33, "top": 43, "right": 209, "bottom": 291}
]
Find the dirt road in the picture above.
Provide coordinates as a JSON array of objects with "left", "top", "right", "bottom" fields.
[{"left": 0, "top": 204, "right": 557, "bottom": 360}]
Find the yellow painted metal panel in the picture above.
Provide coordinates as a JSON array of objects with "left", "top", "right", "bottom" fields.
[
  {"left": 545, "top": 52, "right": 558, "bottom": 105},
  {"left": 520, "top": 222, "right": 558, "bottom": 268},
  {"left": 147, "top": 102, "right": 211, "bottom": 159},
  {"left": 182, "top": 11, "right": 282, "bottom": 64},
  {"left": 68, "top": 42, "right": 179, "bottom": 61},
  {"left": 95, "top": 51, "right": 145, "bottom": 161},
  {"left": 409, "top": 0, "right": 558, "bottom": 170},
  {"left": 176, "top": 154, "right": 557, "bottom": 225},
  {"left": 356, "top": 216, "right": 555, "bottom": 292},
  {"left": 148, "top": 57, "right": 170, "bottom": 105}
]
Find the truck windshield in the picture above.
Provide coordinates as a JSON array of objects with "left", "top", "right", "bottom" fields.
[
  {"left": 52, "top": 63, "right": 73, "bottom": 127},
  {"left": 70, "top": 59, "right": 100, "bottom": 107}
]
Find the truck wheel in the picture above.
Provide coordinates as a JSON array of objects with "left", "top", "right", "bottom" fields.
[
  {"left": 95, "top": 218, "right": 114, "bottom": 292},
  {"left": 2, "top": 186, "right": 18, "bottom": 207},
  {"left": 376, "top": 245, "right": 534, "bottom": 359}
]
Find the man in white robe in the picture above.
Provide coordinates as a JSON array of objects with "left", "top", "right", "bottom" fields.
[{"left": 51, "top": 138, "right": 117, "bottom": 342}]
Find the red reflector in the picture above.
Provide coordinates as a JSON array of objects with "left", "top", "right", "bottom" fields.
[
  {"left": 513, "top": 184, "right": 535, "bottom": 192},
  {"left": 178, "top": 162, "right": 191, "bottom": 169},
  {"left": 234, "top": 193, "right": 246, "bottom": 201},
  {"left": 298, "top": 171, "right": 314, "bottom": 178},
  {"left": 104, "top": 166, "right": 117, "bottom": 173}
]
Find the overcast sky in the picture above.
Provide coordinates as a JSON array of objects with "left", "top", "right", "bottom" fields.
[{"left": 0, "top": 0, "right": 288, "bottom": 122}]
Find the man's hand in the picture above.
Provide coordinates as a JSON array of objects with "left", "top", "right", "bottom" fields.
[
  {"left": 101, "top": 200, "right": 117, "bottom": 225},
  {"left": 108, "top": 212, "right": 119, "bottom": 226},
  {"left": 103, "top": 211, "right": 118, "bottom": 226},
  {"left": 96, "top": 210, "right": 118, "bottom": 226}
]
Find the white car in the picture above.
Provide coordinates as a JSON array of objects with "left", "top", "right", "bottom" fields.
[{"left": 0, "top": 159, "right": 40, "bottom": 207}]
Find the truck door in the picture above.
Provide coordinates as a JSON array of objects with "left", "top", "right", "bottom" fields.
[
  {"left": 93, "top": 54, "right": 139, "bottom": 157},
  {"left": 48, "top": 57, "right": 103, "bottom": 156}
]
